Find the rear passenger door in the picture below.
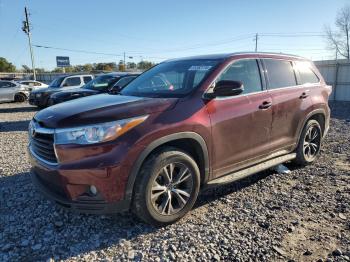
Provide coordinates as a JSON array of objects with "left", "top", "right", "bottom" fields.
[
  {"left": 262, "top": 59, "right": 312, "bottom": 152},
  {"left": 206, "top": 59, "right": 273, "bottom": 178}
]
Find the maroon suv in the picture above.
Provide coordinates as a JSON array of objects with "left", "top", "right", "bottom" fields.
[{"left": 28, "top": 52, "right": 331, "bottom": 225}]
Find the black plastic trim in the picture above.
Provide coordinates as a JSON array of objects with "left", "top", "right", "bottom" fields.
[
  {"left": 124, "top": 132, "right": 209, "bottom": 202},
  {"left": 31, "top": 170, "right": 130, "bottom": 214}
]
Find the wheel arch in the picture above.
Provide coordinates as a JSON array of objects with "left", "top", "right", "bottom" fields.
[
  {"left": 14, "top": 92, "right": 28, "bottom": 101},
  {"left": 15, "top": 92, "right": 28, "bottom": 98},
  {"left": 296, "top": 109, "right": 327, "bottom": 146},
  {"left": 124, "top": 132, "right": 210, "bottom": 202}
]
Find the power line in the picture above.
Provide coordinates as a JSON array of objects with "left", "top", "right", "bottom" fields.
[
  {"left": 127, "top": 34, "right": 256, "bottom": 54},
  {"left": 33, "top": 44, "right": 169, "bottom": 60}
]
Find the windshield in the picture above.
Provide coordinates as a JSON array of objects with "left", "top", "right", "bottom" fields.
[
  {"left": 49, "top": 76, "right": 65, "bottom": 88},
  {"left": 120, "top": 59, "right": 222, "bottom": 98},
  {"left": 84, "top": 75, "right": 120, "bottom": 91}
]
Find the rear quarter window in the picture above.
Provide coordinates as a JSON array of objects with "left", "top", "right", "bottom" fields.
[
  {"left": 83, "top": 76, "right": 93, "bottom": 84},
  {"left": 295, "top": 62, "right": 320, "bottom": 84},
  {"left": 264, "top": 59, "right": 297, "bottom": 89}
]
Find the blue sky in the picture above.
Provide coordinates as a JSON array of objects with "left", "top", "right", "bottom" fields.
[{"left": 0, "top": 0, "right": 349, "bottom": 70}]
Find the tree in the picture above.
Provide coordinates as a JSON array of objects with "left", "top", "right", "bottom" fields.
[
  {"left": 118, "top": 60, "right": 125, "bottom": 71},
  {"left": 127, "top": 62, "right": 136, "bottom": 69},
  {"left": 83, "top": 64, "right": 93, "bottom": 72},
  {"left": 22, "top": 65, "right": 31, "bottom": 73},
  {"left": 325, "top": 5, "right": 350, "bottom": 59},
  {"left": 137, "top": 60, "right": 155, "bottom": 70},
  {"left": 0, "top": 57, "right": 16, "bottom": 72}
]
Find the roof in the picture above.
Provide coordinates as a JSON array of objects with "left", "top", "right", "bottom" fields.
[
  {"left": 95, "top": 72, "right": 142, "bottom": 77},
  {"left": 165, "top": 52, "right": 308, "bottom": 62}
]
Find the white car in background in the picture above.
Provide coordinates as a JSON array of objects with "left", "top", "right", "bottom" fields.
[
  {"left": 18, "top": 80, "right": 48, "bottom": 91},
  {"left": 0, "top": 80, "right": 29, "bottom": 103}
]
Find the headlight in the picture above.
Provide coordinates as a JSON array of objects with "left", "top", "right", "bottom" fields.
[
  {"left": 54, "top": 115, "right": 148, "bottom": 145},
  {"left": 36, "top": 93, "right": 42, "bottom": 98}
]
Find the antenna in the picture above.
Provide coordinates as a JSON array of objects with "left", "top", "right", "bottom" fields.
[{"left": 254, "top": 33, "right": 259, "bottom": 52}]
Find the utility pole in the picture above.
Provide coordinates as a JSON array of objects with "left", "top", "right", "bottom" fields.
[
  {"left": 123, "top": 52, "right": 126, "bottom": 71},
  {"left": 254, "top": 33, "right": 259, "bottom": 52},
  {"left": 22, "top": 7, "right": 36, "bottom": 80},
  {"left": 346, "top": 25, "right": 349, "bottom": 60}
]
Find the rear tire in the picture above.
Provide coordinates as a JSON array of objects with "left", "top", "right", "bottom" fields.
[
  {"left": 132, "top": 147, "right": 200, "bottom": 226},
  {"left": 293, "top": 119, "right": 322, "bottom": 166},
  {"left": 14, "top": 93, "right": 26, "bottom": 103}
]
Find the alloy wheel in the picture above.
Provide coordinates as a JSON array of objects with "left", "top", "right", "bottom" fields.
[
  {"left": 150, "top": 162, "right": 194, "bottom": 216},
  {"left": 303, "top": 125, "right": 321, "bottom": 161}
]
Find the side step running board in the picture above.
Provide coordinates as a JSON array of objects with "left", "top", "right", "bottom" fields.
[{"left": 207, "top": 153, "right": 296, "bottom": 186}]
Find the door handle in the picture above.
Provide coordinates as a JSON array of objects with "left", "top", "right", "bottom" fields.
[
  {"left": 259, "top": 101, "right": 272, "bottom": 109},
  {"left": 300, "top": 91, "right": 309, "bottom": 99}
]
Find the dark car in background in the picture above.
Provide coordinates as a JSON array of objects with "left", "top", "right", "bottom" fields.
[
  {"left": 29, "top": 74, "right": 94, "bottom": 108},
  {"left": 48, "top": 73, "right": 139, "bottom": 106}
]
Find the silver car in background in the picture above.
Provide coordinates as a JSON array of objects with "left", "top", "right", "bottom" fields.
[
  {"left": 18, "top": 80, "right": 48, "bottom": 91},
  {"left": 0, "top": 80, "right": 29, "bottom": 103}
]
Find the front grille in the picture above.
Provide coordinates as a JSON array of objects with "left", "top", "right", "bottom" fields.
[{"left": 30, "top": 132, "right": 58, "bottom": 164}]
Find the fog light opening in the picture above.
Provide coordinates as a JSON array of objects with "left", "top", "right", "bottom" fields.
[{"left": 89, "top": 185, "right": 98, "bottom": 196}]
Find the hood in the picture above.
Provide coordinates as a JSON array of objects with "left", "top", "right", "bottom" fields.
[
  {"left": 51, "top": 88, "right": 98, "bottom": 98},
  {"left": 31, "top": 87, "right": 52, "bottom": 94},
  {"left": 34, "top": 94, "right": 178, "bottom": 128}
]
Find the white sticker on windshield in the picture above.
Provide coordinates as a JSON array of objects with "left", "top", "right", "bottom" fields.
[{"left": 188, "top": 65, "right": 212, "bottom": 71}]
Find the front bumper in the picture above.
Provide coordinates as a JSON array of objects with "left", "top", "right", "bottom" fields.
[
  {"left": 29, "top": 96, "right": 43, "bottom": 106},
  {"left": 28, "top": 146, "right": 133, "bottom": 214},
  {"left": 31, "top": 170, "right": 130, "bottom": 214}
]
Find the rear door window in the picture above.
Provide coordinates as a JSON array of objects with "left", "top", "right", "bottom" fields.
[
  {"left": 264, "top": 59, "right": 297, "bottom": 89},
  {"left": 0, "top": 81, "right": 16, "bottom": 88},
  {"left": 63, "top": 77, "right": 81, "bottom": 87},
  {"left": 295, "top": 62, "right": 320, "bottom": 84},
  {"left": 217, "top": 59, "right": 262, "bottom": 95},
  {"left": 83, "top": 76, "right": 93, "bottom": 84}
]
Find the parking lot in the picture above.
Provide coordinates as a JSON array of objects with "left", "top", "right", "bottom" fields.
[{"left": 0, "top": 101, "right": 348, "bottom": 261}]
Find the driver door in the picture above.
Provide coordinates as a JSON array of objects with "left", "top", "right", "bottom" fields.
[{"left": 205, "top": 59, "right": 273, "bottom": 178}]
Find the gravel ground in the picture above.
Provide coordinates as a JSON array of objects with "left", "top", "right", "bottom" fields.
[{"left": 0, "top": 101, "right": 349, "bottom": 262}]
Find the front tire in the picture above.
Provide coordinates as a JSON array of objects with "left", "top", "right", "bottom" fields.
[
  {"left": 293, "top": 119, "right": 322, "bottom": 166},
  {"left": 132, "top": 148, "right": 200, "bottom": 226},
  {"left": 14, "top": 93, "right": 26, "bottom": 102}
]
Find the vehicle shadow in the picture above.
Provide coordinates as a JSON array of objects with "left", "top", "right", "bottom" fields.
[
  {"left": 0, "top": 169, "right": 274, "bottom": 260},
  {"left": 0, "top": 106, "right": 38, "bottom": 114},
  {"left": 195, "top": 170, "right": 272, "bottom": 209},
  {"left": 0, "top": 120, "right": 30, "bottom": 132}
]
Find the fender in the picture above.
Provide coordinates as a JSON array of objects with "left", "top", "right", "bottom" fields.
[
  {"left": 295, "top": 108, "right": 328, "bottom": 147},
  {"left": 124, "top": 132, "right": 210, "bottom": 202}
]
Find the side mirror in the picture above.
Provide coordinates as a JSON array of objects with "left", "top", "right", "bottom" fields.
[
  {"left": 214, "top": 80, "right": 244, "bottom": 96},
  {"left": 213, "top": 80, "right": 244, "bottom": 96},
  {"left": 204, "top": 80, "right": 244, "bottom": 99},
  {"left": 108, "top": 85, "right": 121, "bottom": 94}
]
